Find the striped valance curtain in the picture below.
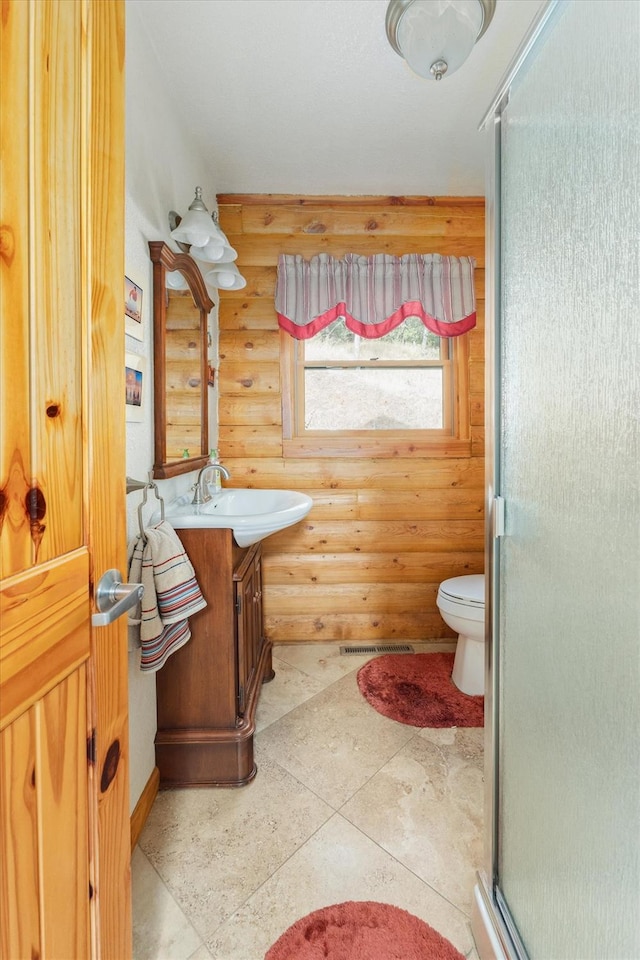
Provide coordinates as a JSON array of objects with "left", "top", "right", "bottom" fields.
[{"left": 276, "top": 253, "right": 476, "bottom": 339}]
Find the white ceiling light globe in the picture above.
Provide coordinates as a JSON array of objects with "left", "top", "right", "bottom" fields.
[{"left": 396, "top": 0, "right": 484, "bottom": 80}]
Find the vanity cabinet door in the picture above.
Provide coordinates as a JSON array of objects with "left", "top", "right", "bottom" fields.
[
  {"left": 234, "top": 543, "right": 263, "bottom": 716},
  {"left": 251, "top": 550, "right": 264, "bottom": 671}
]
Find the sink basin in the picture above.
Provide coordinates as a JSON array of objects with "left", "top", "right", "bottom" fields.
[{"left": 161, "top": 488, "right": 313, "bottom": 547}]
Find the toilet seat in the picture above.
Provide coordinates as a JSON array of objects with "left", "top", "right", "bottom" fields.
[{"left": 438, "top": 574, "right": 484, "bottom": 608}]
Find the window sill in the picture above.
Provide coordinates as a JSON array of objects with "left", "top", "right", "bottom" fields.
[{"left": 282, "top": 436, "right": 473, "bottom": 459}]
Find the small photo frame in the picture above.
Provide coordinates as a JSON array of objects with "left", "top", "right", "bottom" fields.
[
  {"left": 125, "top": 276, "right": 144, "bottom": 341},
  {"left": 125, "top": 352, "right": 147, "bottom": 422}
]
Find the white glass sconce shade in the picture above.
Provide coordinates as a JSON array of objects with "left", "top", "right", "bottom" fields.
[
  {"left": 386, "top": 0, "right": 494, "bottom": 80},
  {"left": 169, "top": 208, "right": 214, "bottom": 246},
  {"left": 189, "top": 235, "right": 238, "bottom": 264},
  {"left": 203, "top": 261, "right": 247, "bottom": 290},
  {"left": 169, "top": 186, "right": 216, "bottom": 247}
]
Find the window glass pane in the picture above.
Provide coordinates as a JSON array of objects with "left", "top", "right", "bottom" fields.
[
  {"left": 304, "top": 317, "right": 443, "bottom": 361},
  {"left": 304, "top": 367, "right": 443, "bottom": 430}
]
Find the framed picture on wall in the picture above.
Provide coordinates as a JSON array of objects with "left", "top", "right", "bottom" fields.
[
  {"left": 125, "top": 352, "right": 147, "bottom": 422},
  {"left": 125, "top": 275, "right": 144, "bottom": 340}
]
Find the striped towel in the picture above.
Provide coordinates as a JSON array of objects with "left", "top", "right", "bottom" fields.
[{"left": 127, "top": 521, "right": 207, "bottom": 672}]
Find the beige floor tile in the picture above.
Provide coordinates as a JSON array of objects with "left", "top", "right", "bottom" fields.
[
  {"left": 273, "top": 642, "right": 376, "bottom": 684},
  {"left": 273, "top": 641, "right": 456, "bottom": 687},
  {"left": 254, "top": 656, "right": 326, "bottom": 733},
  {"left": 206, "top": 813, "right": 474, "bottom": 960},
  {"left": 341, "top": 726, "right": 484, "bottom": 914},
  {"left": 138, "top": 756, "right": 333, "bottom": 941},
  {"left": 255, "top": 671, "right": 415, "bottom": 807},
  {"left": 187, "top": 946, "right": 215, "bottom": 960},
  {"left": 132, "top": 847, "right": 203, "bottom": 960},
  {"left": 134, "top": 642, "right": 482, "bottom": 960}
]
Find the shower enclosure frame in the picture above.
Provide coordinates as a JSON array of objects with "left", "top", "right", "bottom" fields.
[
  {"left": 473, "top": 0, "right": 640, "bottom": 954},
  {"left": 471, "top": 3, "right": 561, "bottom": 957}
]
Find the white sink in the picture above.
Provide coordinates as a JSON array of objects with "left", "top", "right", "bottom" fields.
[{"left": 162, "top": 488, "right": 313, "bottom": 547}]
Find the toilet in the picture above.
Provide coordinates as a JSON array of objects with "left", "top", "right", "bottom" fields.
[{"left": 436, "top": 574, "right": 485, "bottom": 696}]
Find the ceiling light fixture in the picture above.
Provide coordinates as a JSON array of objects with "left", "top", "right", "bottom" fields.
[{"left": 386, "top": 0, "right": 496, "bottom": 81}]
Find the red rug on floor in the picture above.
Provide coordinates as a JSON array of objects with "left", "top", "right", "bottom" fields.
[
  {"left": 357, "top": 652, "right": 484, "bottom": 727},
  {"left": 264, "top": 900, "right": 465, "bottom": 960}
]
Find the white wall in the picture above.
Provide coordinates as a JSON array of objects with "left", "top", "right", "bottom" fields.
[{"left": 125, "top": 1, "right": 219, "bottom": 812}]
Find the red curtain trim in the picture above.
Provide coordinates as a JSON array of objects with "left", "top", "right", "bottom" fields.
[{"left": 277, "top": 303, "right": 476, "bottom": 340}]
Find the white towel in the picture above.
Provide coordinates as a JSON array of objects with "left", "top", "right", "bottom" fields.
[{"left": 127, "top": 521, "right": 207, "bottom": 672}]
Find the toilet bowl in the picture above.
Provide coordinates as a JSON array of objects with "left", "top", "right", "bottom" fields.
[{"left": 436, "top": 574, "right": 485, "bottom": 696}]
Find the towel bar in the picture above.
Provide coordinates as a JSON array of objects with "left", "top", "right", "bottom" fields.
[{"left": 126, "top": 476, "right": 165, "bottom": 539}]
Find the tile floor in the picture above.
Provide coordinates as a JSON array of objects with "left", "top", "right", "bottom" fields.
[{"left": 132, "top": 642, "right": 484, "bottom": 960}]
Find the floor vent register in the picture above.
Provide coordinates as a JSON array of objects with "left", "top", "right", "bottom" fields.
[{"left": 339, "top": 644, "right": 415, "bottom": 656}]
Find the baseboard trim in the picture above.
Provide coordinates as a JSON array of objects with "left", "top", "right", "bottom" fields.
[{"left": 130, "top": 766, "right": 160, "bottom": 851}]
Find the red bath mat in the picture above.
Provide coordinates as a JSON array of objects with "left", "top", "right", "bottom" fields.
[
  {"left": 265, "top": 900, "right": 465, "bottom": 960},
  {"left": 357, "top": 652, "right": 484, "bottom": 727}
]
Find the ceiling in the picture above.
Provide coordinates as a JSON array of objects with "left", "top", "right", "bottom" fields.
[{"left": 132, "top": 0, "right": 545, "bottom": 197}]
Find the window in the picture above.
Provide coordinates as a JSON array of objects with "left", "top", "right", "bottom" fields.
[{"left": 281, "top": 317, "right": 470, "bottom": 457}]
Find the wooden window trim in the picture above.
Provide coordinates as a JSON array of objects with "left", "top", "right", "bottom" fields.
[{"left": 280, "top": 330, "right": 472, "bottom": 459}]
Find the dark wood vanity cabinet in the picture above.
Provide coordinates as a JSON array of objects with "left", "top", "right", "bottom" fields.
[
  {"left": 235, "top": 545, "right": 266, "bottom": 715},
  {"left": 154, "top": 527, "right": 274, "bottom": 788}
]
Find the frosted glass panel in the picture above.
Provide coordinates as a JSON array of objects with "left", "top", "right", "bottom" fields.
[{"left": 497, "top": 2, "right": 640, "bottom": 957}]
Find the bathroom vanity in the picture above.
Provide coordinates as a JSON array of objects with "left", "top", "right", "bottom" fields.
[{"left": 154, "top": 526, "right": 274, "bottom": 787}]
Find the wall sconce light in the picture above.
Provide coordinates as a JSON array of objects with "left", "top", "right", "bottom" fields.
[
  {"left": 169, "top": 186, "right": 218, "bottom": 247},
  {"left": 168, "top": 186, "right": 245, "bottom": 288},
  {"left": 202, "top": 261, "right": 247, "bottom": 291},
  {"left": 189, "top": 229, "right": 238, "bottom": 265},
  {"left": 386, "top": 0, "right": 495, "bottom": 81}
]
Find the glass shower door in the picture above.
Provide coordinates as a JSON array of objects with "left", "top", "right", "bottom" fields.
[{"left": 494, "top": 1, "right": 640, "bottom": 957}]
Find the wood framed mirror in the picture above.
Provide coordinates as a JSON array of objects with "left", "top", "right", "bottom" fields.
[{"left": 149, "top": 241, "right": 215, "bottom": 479}]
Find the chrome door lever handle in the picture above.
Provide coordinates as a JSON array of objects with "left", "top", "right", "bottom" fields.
[{"left": 92, "top": 568, "right": 144, "bottom": 627}]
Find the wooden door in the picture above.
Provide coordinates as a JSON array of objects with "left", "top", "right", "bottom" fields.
[{"left": 0, "top": 2, "right": 129, "bottom": 958}]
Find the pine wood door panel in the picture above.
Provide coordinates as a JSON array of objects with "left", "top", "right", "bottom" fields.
[
  {"left": 0, "top": 550, "right": 90, "bottom": 728},
  {"left": 38, "top": 668, "right": 90, "bottom": 960},
  {"left": 0, "top": 708, "right": 40, "bottom": 960},
  {"left": 0, "top": 668, "right": 90, "bottom": 960},
  {"left": 0, "top": 0, "right": 31, "bottom": 578},
  {"left": 31, "top": 0, "right": 85, "bottom": 564},
  {"left": 0, "top": 1, "right": 129, "bottom": 956}
]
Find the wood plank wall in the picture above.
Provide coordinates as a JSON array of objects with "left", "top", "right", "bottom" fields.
[{"left": 216, "top": 196, "right": 485, "bottom": 644}]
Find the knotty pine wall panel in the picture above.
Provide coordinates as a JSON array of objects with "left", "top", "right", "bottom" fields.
[{"left": 217, "top": 195, "right": 485, "bottom": 644}]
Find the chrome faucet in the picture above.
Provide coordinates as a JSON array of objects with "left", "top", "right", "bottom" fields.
[{"left": 191, "top": 462, "right": 231, "bottom": 504}]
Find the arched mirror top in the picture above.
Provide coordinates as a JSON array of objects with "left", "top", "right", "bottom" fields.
[{"left": 150, "top": 241, "right": 215, "bottom": 480}]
